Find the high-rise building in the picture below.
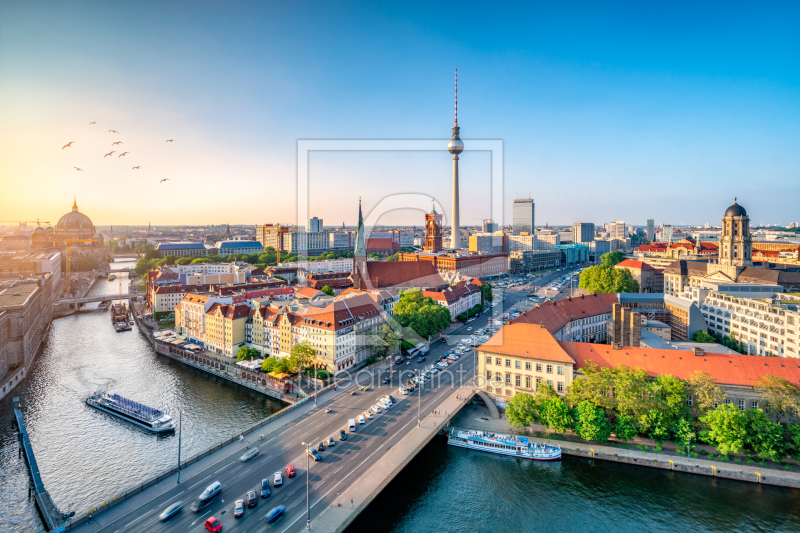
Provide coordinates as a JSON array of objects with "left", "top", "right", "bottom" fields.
[
  {"left": 255, "top": 223, "right": 290, "bottom": 251},
  {"left": 424, "top": 207, "right": 444, "bottom": 252},
  {"left": 448, "top": 69, "right": 464, "bottom": 250},
  {"left": 572, "top": 223, "right": 595, "bottom": 244},
  {"left": 512, "top": 198, "right": 535, "bottom": 235},
  {"left": 482, "top": 219, "right": 498, "bottom": 233},
  {"left": 607, "top": 220, "right": 626, "bottom": 240},
  {"left": 308, "top": 217, "right": 323, "bottom": 233},
  {"left": 646, "top": 219, "right": 655, "bottom": 241},
  {"left": 662, "top": 224, "right": 673, "bottom": 243}
]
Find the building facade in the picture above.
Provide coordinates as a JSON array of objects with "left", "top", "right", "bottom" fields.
[
  {"left": 572, "top": 223, "right": 595, "bottom": 244},
  {"left": 512, "top": 198, "right": 535, "bottom": 235},
  {"left": 424, "top": 208, "right": 444, "bottom": 252}
]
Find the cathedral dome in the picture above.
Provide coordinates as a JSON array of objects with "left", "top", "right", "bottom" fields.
[
  {"left": 56, "top": 198, "right": 95, "bottom": 232},
  {"left": 724, "top": 200, "right": 747, "bottom": 218},
  {"left": 33, "top": 226, "right": 45, "bottom": 235}
]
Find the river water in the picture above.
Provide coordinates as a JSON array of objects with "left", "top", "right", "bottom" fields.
[
  {"left": 346, "top": 435, "right": 800, "bottom": 533},
  {"left": 0, "top": 262, "right": 283, "bottom": 532}
]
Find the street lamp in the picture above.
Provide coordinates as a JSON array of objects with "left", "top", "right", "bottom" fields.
[
  {"left": 176, "top": 410, "right": 185, "bottom": 484},
  {"left": 414, "top": 369, "right": 422, "bottom": 427},
  {"left": 301, "top": 441, "right": 312, "bottom": 530}
]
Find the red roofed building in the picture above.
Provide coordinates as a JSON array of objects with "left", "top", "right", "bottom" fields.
[
  {"left": 615, "top": 259, "right": 663, "bottom": 293},
  {"left": 422, "top": 281, "right": 481, "bottom": 320},
  {"left": 511, "top": 293, "right": 618, "bottom": 343},
  {"left": 365, "top": 237, "right": 399, "bottom": 257},
  {"left": 204, "top": 303, "right": 251, "bottom": 356}
]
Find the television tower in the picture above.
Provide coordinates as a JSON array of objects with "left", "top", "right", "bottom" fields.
[{"left": 448, "top": 68, "right": 464, "bottom": 250}]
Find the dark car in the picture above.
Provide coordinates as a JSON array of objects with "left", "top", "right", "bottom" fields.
[
  {"left": 318, "top": 442, "right": 325, "bottom": 451},
  {"left": 339, "top": 429, "right": 347, "bottom": 441},
  {"left": 260, "top": 478, "right": 271, "bottom": 498},
  {"left": 416, "top": 357, "right": 425, "bottom": 363},
  {"left": 382, "top": 377, "right": 391, "bottom": 384},
  {"left": 246, "top": 490, "right": 258, "bottom": 507},
  {"left": 265, "top": 505, "right": 286, "bottom": 524},
  {"left": 308, "top": 448, "right": 322, "bottom": 461}
]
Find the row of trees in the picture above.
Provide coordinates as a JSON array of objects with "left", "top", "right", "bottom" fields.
[
  {"left": 578, "top": 251, "right": 639, "bottom": 293},
  {"left": 253, "top": 341, "right": 317, "bottom": 375},
  {"left": 506, "top": 365, "right": 800, "bottom": 461}
]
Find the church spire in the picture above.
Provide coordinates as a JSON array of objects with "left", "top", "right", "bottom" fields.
[
  {"left": 354, "top": 197, "right": 366, "bottom": 256},
  {"left": 72, "top": 197, "right": 79, "bottom": 212}
]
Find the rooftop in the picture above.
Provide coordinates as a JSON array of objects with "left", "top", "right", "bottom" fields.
[
  {"left": 477, "top": 323, "right": 576, "bottom": 364},
  {"left": 0, "top": 281, "right": 40, "bottom": 308},
  {"left": 511, "top": 293, "right": 618, "bottom": 334}
]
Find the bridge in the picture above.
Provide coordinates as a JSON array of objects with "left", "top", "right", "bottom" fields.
[
  {"left": 54, "top": 293, "right": 142, "bottom": 306},
  {"left": 95, "top": 268, "right": 135, "bottom": 275},
  {"left": 49, "top": 303, "right": 511, "bottom": 533}
]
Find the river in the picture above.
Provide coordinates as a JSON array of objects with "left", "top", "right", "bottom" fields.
[
  {"left": 0, "top": 262, "right": 284, "bottom": 532},
  {"left": 346, "top": 435, "right": 800, "bottom": 533}
]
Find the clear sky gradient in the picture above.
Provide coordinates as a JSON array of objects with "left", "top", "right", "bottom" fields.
[{"left": 1, "top": 1, "right": 798, "bottom": 227}]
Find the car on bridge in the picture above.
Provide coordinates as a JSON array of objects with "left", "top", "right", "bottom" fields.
[
  {"left": 234, "top": 499, "right": 244, "bottom": 518},
  {"left": 286, "top": 464, "right": 296, "bottom": 477},
  {"left": 260, "top": 478, "right": 271, "bottom": 498},
  {"left": 266, "top": 505, "right": 286, "bottom": 524},
  {"left": 273, "top": 472, "right": 283, "bottom": 486},
  {"left": 246, "top": 490, "right": 258, "bottom": 507},
  {"left": 205, "top": 516, "right": 222, "bottom": 532},
  {"left": 158, "top": 501, "right": 182, "bottom": 521}
]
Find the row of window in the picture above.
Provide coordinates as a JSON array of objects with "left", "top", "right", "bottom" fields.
[
  {"left": 486, "top": 356, "right": 564, "bottom": 374},
  {"left": 487, "top": 371, "right": 564, "bottom": 392}
]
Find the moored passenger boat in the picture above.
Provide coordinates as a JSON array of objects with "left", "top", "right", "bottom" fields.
[
  {"left": 447, "top": 429, "right": 561, "bottom": 461},
  {"left": 85, "top": 392, "right": 175, "bottom": 432}
]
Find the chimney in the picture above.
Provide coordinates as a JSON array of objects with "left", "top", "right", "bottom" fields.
[
  {"left": 693, "top": 347, "right": 704, "bottom": 357},
  {"left": 612, "top": 342, "right": 621, "bottom": 350}
]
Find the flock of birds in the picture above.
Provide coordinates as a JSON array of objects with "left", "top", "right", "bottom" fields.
[{"left": 62, "top": 122, "right": 174, "bottom": 183}]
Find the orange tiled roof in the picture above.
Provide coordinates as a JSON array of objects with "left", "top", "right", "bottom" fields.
[
  {"left": 206, "top": 303, "right": 250, "bottom": 319},
  {"left": 478, "top": 323, "right": 576, "bottom": 364},
  {"left": 511, "top": 293, "right": 618, "bottom": 334},
  {"left": 616, "top": 260, "right": 654, "bottom": 270},
  {"left": 560, "top": 341, "right": 800, "bottom": 388}
]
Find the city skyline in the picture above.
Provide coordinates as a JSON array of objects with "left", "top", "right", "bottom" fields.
[{"left": 2, "top": 2, "right": 799, "bottom": 227}]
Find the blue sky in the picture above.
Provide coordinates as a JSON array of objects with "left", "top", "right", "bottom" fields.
[{"left": 1, "top": 1, "right": 798, "bottom": 227}]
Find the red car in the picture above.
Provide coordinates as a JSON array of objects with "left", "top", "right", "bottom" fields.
[
  {"left": 205, "top": 516, "right": 222, "bottom": 532},
  {"left": 285, "top": 464, "right": 296, "bottom": 478}
]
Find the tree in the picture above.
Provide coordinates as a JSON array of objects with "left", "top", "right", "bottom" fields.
[
  {"left": 290, "top": 341, "right": 316, "bottom": 372},
  {"left": 386, "top": 253, "right": 399, "bottom": 261},
  {"left": 175, "top": 256, "right": 194, "bottom": 265},
  {"left": 686, "top": 371, "right": 726, "bottom": 415},
  {"left": 368, "top": 325, "right": 401, "bottom": 357},
  {"left": 539, "top": 398, "right": 572, "bottom": 433},
  {"left": 480, "top": 283, "right": 493, "bottom": 304},
  {"left": 578, "top": 263, "right": 639, "bottom": 293},
  {"left": 700, "top": 404, "right": 748, "bottom": 456},
  {"left": 393, "top": 289, "right": 451, "bottom": 339},
  {"left": 647, "top": 374, "right": 687, "bottom": 427},
  {"left": 191, "top": 257, "right": 213, "bottom": 264},
  {"left": 573, "top": 401, "right": 611, "bottom": 442},
  {"left": 674, "top": 417, "right": 695, "bottom": 452},
  {"left": 613, "top": 414, "right": 639, "bottom": 442},
  {"left": 566, "top": 363, "right": 617, "bottom": 411},
  {"left": 600, "top": 251, "right": 626, "bottom": 267},
  {"left": 506, "top": 392, "right": 538, "bottom": 429},
  {"left": 691, "top": 330, "right": 716, "bottom": 343},
  {"left": 320, "top": 285, "right": 335, "bottom": 297},
  {"left": 745, "top": 409, "right": 785, "bottom": 461},
  {"left": 612, "top": 365, "right": 650, "bottom": 418},
  {"left": 236, "top": 346, "right": 260, "bottom": 361},
  {"left": 160, "top": 254, "right": 178, "bottom": 266},
  {"left": 787, "top": 424, "right": 800, "bottom": 461},
  {"left": 755, "top": 375, "right": 800, "bottom": 422}
]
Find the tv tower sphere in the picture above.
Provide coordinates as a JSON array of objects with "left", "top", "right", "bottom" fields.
[{"left": 448, "top": 130, "right": 464, "bottom": 154}]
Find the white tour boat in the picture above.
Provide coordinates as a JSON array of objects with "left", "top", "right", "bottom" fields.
[
  {"left": 85, "top": 392, "right": 175, "bottom": 433},
  {"left": 447, "top": 429, "right": 561, "bottom": 461}
]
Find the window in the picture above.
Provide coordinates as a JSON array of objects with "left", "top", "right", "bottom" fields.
[
  {"left": 536, "top": 363, "right": 542, "bottom": 372},
  {"left": 505, "top": 373, "right": 511, "bottom": 384},
  {"left": 738, "top": 400, "right": 745, "bottom": 411},
  {"left": 496, "top": 357, "right": 502, "bottom": 366},
  {"left": 685, "top": 395, "right": 693, "bottom": 407},
  {"left": 486, "top": 371, "right": 491, "bottom": 381},
  {"left": 505, "top": 359, "right": 511, "bottom": 367},
  {"left": 515, "top": 360, "right": 521, "bottom": 369},
  {"left": 515, "top": 375, "right": 521, "bottom": 387},
  {"left": 557, "top": 382, "right": 563, "bottom": 392},
  {"left": 557, "top": 366, "right": 564, "bottom": 375},
  {"left": 724, "top": 398, "right": 731, "bottom": 405},
  {"left": 525, "top": 376, "right": 531, "bottom": 389},
  {"left": 546, "top": 365, "right": 553, "bottom": 374},
  {"left": 751, "top": 401, "right": 758, "bottom": 410},
  {"left": 547, "top": 380, "right": 553, "bottom": 387},
  {"left": 495, "top": 372, "right": 502, "bottom": 382},
  {"left": 486, "top": 356, "right": 492, "bottom": 365},
  {"left": 525, "top": 362, "right": 531, "bottom": 370}
]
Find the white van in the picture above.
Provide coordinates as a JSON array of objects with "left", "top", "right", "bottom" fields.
[
  {"left": 348, "top": 419, "right": 357, "bottom": 432},
  {"left": 199, "top": 481, "right": 221, "bottom": 502}
]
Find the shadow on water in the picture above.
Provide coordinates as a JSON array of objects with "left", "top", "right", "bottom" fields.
[{"left": 346, "top": 435, "right": 800, "bottom": 533}]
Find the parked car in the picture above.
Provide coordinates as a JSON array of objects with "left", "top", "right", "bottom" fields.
[
  {"left": 382, "top": 377, "right": 391, "bottom": 384},
  {"left": 235, "top": 498, "right": 246, "bottom": 517},
  {"left": 339, "top": 430, "right": 347, "bottom": 441},
  {"left": 285, "top": 465, "right": 296, "bottom": 477},
  {"left": 357, "top": 415, "right": 366, "bottom": 424},
  {"left": 273, "top": 472, "right": 283, "bottom": 486},
  {"left": 261, "top": 478, "right": 271, "bottom": 498},
  {"left": 206, "top": 517, "right": 223, "bottom": 532},
  {"left": 327, "top": 437, "right": 336, "bottom": 446},
  {"left": 308, "top": 448, "right": 322, "bottom": 461},
  {"left": 371, "top": 405, "right": 381, "bottom": 414}
]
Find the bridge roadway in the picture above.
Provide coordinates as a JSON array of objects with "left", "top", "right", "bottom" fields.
[{"left": 65, "top": 267, "right": 578, "bottom": 533}]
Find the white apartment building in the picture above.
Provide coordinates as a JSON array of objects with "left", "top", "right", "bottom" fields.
[
  {"left": 690, "top": 284, "right": 800, "bottom": 358},
  {"left": 169, "top": 262, "right": 238, "bottom": 275},
  {"left": 328, "top": 232, "right": 353, "bottom": 250},
  {"left": 508, "top": 234, "right": 537, "bottom": 252},
  {"left": 536, "top": 232, "right": 561, "bottom": 250},
  {"left": 285, "top": 232, "right": 329, "bottom": 254},
  {"left": 280, "top": 258, "right": 352, "bottom": 274}
]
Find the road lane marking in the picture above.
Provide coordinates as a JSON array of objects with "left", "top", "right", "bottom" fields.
[{"left": 187, "top": 474, "right": 212, "bottom": 489}]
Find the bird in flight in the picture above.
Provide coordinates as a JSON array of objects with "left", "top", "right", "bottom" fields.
[
  {"left": 89, "top": 122, "right": 97, "bottom": 125},
  {"left": 109, "top": 130, "right": 120, "bottom": 134},
  {"left": 132, "top": 166, "right": 140, "bottom": 170},
  {"left": 160, "top": 178, "right": 169, "bottom": 183},
  {"left": 112, "top": 141, "right": 123, "bottom": 146},
  {"left": 166, "top": 139, "right": 174, "bottom": 142},
  {"left": 74, "top": 167, "right": 83, "bottom": 171},
  {"left": 62, "top": 142, "right": 74, "bottom": 150},
  {"left": 104, "top": 151, "right": 115, "bottom": 158},
  {"left": 118, "top": 152, "right": 129, "bottom": 157}
]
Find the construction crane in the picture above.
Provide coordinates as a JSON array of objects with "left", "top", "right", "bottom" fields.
[
  {"left": 0, "top": 219, "right": 51, "bottom": 226},
  {"left": 65, "top": 238, "right": 98, "bottom": 295}
]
